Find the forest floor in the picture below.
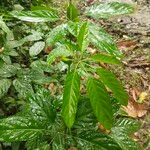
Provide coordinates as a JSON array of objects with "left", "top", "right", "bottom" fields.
[{"left": 97, "top": 0, "right": 150, "bottom": 148}]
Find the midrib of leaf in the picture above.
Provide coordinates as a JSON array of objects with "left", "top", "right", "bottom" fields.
[
  {"left": 90, "top": 30, "right": 115, "bottom": 54},
  {"left": 68, "top": 71, "right": 77, "bottom": 115}
]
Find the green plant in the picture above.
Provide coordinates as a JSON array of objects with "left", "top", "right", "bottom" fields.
[{"left": 0, "top": 1, "right": 141, "bottom": 150}]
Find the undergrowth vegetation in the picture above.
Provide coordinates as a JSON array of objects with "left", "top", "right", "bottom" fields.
[{"left": 0, "top": 0, "right": 141, "bottom": 149}]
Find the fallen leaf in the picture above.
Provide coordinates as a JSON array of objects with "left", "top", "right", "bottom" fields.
[
  {"left": 98, "top": 123, "right": 110, "bottom": 134},
  {"left": 117, "top": 40, "right": 137, "bottom": 51},
  {"left": 45, "top": 46, "right": 53, "bottom": 54},
  {"left": 123, "top": 99, "right": 147, "bottom": 118}
]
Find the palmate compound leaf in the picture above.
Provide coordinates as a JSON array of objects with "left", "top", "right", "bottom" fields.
[
  {"left": 87, "top": 78, "right": 113, "bottom": 129},
  {"left": 62, "top": 70, "right": 80, "bottom": 128},
  {"left": 91, "top": 53, "right": 121, "bottom": 65},
  {"left": 47, "top": 44, "right": 72, "bottom": 64},
  {"left": 89, "top": 23, "right": 121, "bottom": 57},
  {"left": 0, "top": 79, "right": 11, "bottom": 98},
  {"left": 85, "top": 2, "right": 134, "bottom": 19},
  {"left": 11, "top": 10, "right": 59, "bottom": 22},
  {"left": 0, "top": 117, "right": 45, "bottom": 142},
  {"left": 97, "top": 68, "right": 129, "bottom": 106}
]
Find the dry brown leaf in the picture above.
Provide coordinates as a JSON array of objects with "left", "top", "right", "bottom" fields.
[
  {"left": 98, "top": 123, "right": 110, "bottom": 134},
  {"left": 48, "top": 83, "right": 57, "bottom": 95},
  {"left": 130, "top": 88, "right": 140, "bottom": 101},
  {"left": 123, "top": 99, "right": 147, "bottom": 118},
  {"left": 45, "top": 46, "right": 53, "bottom": 54},
  {"left": 117, "top": 40, "right": 137, "bottom": 51},
  {"left": 68, "top": 147, "right": 77, "bottom": 150}
]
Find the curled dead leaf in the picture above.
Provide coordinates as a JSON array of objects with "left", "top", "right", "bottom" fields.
[
  {"left": 123, "top": 99, "right": 147, "bottom": 118},
  {"left": 98, "top": 123, "right": 110, "bottom": 134}
]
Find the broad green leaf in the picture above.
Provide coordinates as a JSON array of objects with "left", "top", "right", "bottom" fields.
[
  {"left": 75, "top": 97, "right": 96, "bottom": 127},
  {"left": 111, "top": 127, "right": 140, "bottom": 150},
  {"left": 13, "top": 79, "right": 34, "bottom": 98},
  {"left": 30, "top": 69, "right": 52, "bottom": 84},
  {"left": 6, "top": 32, "right": 43, "bottom": 49},
  {"left": 77, "top": 22, "right": 89, "bottom": 51},
  {"left": 11, "top": 10, "right": 59, "bottom": 22},
  {"left": 29, "top": 41, "right": 45, "bottom": 56},
  {"left": 31, "top": 60, "right": 52, "bottom": 73},
  {"left": 62, "top": 70, "right": 80, "bottom": 128},
  {"left": 0, "top": 117, "right": 45, "bottom": 142},
  {"left": 114, "top": 118, "right": 140, "bottom": 135},
  {"left": 89, "top": 23, "right": 121, "bottom": 56},
  {"left": 46, "top": 24, "right": 67, "bottom": 47},
  {"left": 87, "top": 78, "right": 113, "bottom": 129},
  {"left": 47, "top": 45, "right": 72, "bottom": 64},
  {"left": 0, "top": 79, "right": 11, "bottom": 98},
  {"left": 5, "top": 50, "right": 19, "bottom": 57},
  {"left": 86, "top": 2, "right": 134, "bottom": 19},
  {"left": 24, "top": 31, "right": 43, "bottom": 42},
  {"left": 26, "top": 140, "right": 50, "bottom": 150},
  {"left": 78, "top": 130, "right": 121, "bottom": 150},
  {"left": 67, "top": 3, "right": 79, "bottom": 22},
  {"left": 0, "top": 17, "right": 14, "bottom": 41},
  {"left": 0, "top": 54, "right": 11, "bottom": 64},
  {"left": 91, "top": 53, "right": 121, "bottom": 64},
  {"left": 97, "top": 68, "right": 129, "bottom": 106},
  {"left": 28, "top": 89, "right": 56, "bottom": 123},
  {"left": 0, "top": 64, "right": 17, "bottom": 77},
  {"left": 67, "top": 21, "right": 80, "bottom": 37}
]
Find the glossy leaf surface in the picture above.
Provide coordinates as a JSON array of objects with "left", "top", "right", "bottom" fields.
[
  {"left": 111, "top": 127, "right": 140, "bottom": 150},
  {"left": 0, "top": 117, "right": 44, "bottom": 142},
  {"left": 78, "top": 130, "right": 121, "bottom": 150},
  {"left": 86, "top": 2, "right": 134, "bottom": 19},
  {"left": 46, "top": 24, "right": 67, "bottom": 47},
  {"left": 89, "top": 23, "right": 121, "bottom": 56},
  {"left": 97, "top": 68, "right": 129, "bottom": 106},
  {"left": 11, "top": 10, "right": 59, "bottom": 22},
  {"left": 0, "top": 79, "right": 11, "bottom": 98},
  {"left": 28, "top": 89, "right": 56, "bottom": 124},
  {"left": 29, "top": 41, "right": 45, "bottom": 56},
  {"left": 0, "top": 64, "right": 17, "bottom": 78},
  {"left": 67, "top": 3, "right": 79, "bottom": 21},
  {"left": 91, "top": 53, "right": 121, "bottom": 64},
  {"left": 62, "top": 70, "right": 80, "bottom": 128},
  {"left": 87, "top": 78, "right": 113, "bottom": 129},
  {"left": 47, "top": 45, "right": 72, "bottom": 64},
  {"left": 77, "top": 22, "right": 89, "bottom": 51}
]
